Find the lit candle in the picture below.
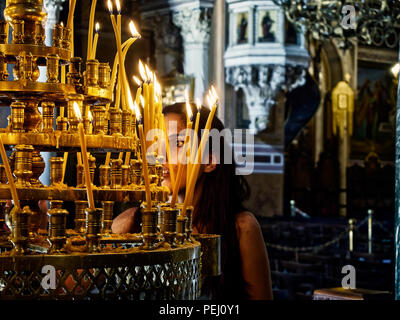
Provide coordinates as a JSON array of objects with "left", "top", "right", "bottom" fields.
[
  {"left": 182, "top": 87, "right": 218, "bottom": 215},
  {"left": 74, "top": 102, "right": 95, "bottom": 210},
  {"left": 90, "top": 22, "right": 100, "bottom": 60},
  {"left": 185, "top": 95, "right": 193, "bottom": 189},
  {"left": 139, "top": 60, "right": 149, "bottom": 137},
  {"left": 0, "top": 135, "right": 20, "bottom": 209},
  {"left": 87, "top": 0, "right": 97, "bottom": 61},
  {"left": 127, "top": 93, "right": 151, "bottom": 208},
  {"left": 170, "top": 121, "right": 193, "bottom": 208},
  {"left": 161, "top": 114, "right": 175, "bottom": 190}
]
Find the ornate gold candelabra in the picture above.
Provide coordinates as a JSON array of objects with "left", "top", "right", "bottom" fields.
[{"left": 0, "top": 0, "right": 220, "bottom": 300}]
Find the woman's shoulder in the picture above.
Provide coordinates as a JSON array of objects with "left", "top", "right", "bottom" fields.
[{"left": 234, "top": 211, "right": 262, "bottom": 236}]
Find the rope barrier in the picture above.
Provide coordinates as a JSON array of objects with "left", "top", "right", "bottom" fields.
[{"left": 265, "top": 217, "right": 369, "bottom": 253}]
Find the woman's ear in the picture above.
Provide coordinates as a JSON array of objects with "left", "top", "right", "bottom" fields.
[{"left": 203, "top": 153, "right": 217, "bottom": 173}]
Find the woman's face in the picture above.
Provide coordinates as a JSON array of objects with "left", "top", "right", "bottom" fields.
[{"left": 162, "top": 113, "right": 188, "bottom": 193}]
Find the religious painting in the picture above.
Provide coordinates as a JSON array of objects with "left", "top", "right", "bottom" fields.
[
  {"left": 236, "top": 12, "right": 248, "bottom": 44},
  {"left": 351, "top": 64, "right": 396, "bottom": 161},
  {"left": 258, "top": 10, "right": 277, "bottom": 43}
]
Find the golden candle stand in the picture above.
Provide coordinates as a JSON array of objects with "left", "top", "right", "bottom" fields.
[{"left": 0, "top": 0, "right": 220, "bottom": 300}]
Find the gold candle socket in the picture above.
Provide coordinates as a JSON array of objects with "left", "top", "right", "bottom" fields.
[
  {"left": 56, "top": 116, "right": 68, "bottom": 132},
  {"left": 10, "top": 206, "right": 33, "bottom": 254},
  {"left": 0, "top": 164, "right": 7, "bottom": 183},
  {"left": 74, "top": 200, "right": 87, "bottom": 234},
  {"left": 13, "top": 144, "right": 34, "bottom": 187},
  {"left": 86, "top": 59, "right": 99, "bottom": 87},
  {"left": 98, "top": 63, "right": 111, "bottom": 88},
  {"left": 176, "top": 215, "right": 187, "bottom": 245},
  {"left": 184, "top": 206, "right": 194, "bottom": 242},
  {"left": 85, "top": 207, "right": 103, "bottom": 253},
  {"left": 109, "top": 107, "right": 122, "bottom": 135},
  {"left": 121, "top": 110, "right": 132, "bottom": 136},
  {"left": 12, "top": 19, "right": 24, "bottom": 44},
  {"left": 50, "top": 200, "right": 63, "bottom": 209},
  {"left": 62, "top": 26, "right": 71, "bottom": 50},
  {"left": 41, "top": 101, "right": 55, "bottom": 132},
  {"left": 47, "top": 206, "right": 68, "bottom": 253},
  {"left": 52, "top": 23, "right": 63, "bottom": 48},
  {"left": 76, "top": 164, "right": 84, "bottom": 188},
  {"left": 50, "top": 157, "right": 64, "bottom": 186},
  {"left": 67, "top": 94, "right": 84, "bottom": 132},
  {"left": 92, "top": 105, "right": 106, "bottom": 134},
  {"left": 11, "top": 101, "right": 25, "bottom": 132},
  {"left": 30, "top": 150, "right": 44, "bottom": 187},
  {"left": 46, "top": 53, "right": 59, "bottom": 83},
  {"left": 162, "top": 207, "right": 178, "bottom": 247},
  {"left": 130, "top": 159, "right": 142, "bottom": 186},
  {"left": 99, "top": 165, "right": 111, "bottom": 189},
  {"left": 0, "top": 52, "right": 8, "bottom": 81},
  {"left": 121, "top": 164, "right": 130, "bottom": 187},
  {"left": 101, "top": 201, "right": 114, "bottom": 234},
  {"left": 111, "top": 159, "right": 122, "bottom": 189},
  {"left": 34, "top": 21, "right": 45, "bottom": 45},
  {"left": 89, "top": 155, "right": 96, "bottom": 183},
  {"left": 0, "top": 21, "right": 7, "bottom": 43},
  {"left": 141, "top": 207, "right": 159, "bottom": 250},
  {"left": 68, "top": 57, "right": 82, "bottom": 86}
]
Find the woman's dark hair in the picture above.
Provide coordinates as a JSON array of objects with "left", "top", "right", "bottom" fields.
[{"left": 163, "top": 102, "right": 250, "bottom": 299}]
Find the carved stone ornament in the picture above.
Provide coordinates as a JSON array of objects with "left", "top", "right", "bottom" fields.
[{"left": 226, "top": 64, "right": 306, "bottom": 133}]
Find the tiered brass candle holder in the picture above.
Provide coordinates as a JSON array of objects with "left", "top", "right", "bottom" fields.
[{"left": 0, "top": 0, "right": 220, "bottom": 301}]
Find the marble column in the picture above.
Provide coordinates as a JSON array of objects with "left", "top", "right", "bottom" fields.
[
  {"left": 212, "top": 0, "right": 226, "bottom": 122},
  {"left": 173, "top": 7, "right": 212, "bottom": 101}
]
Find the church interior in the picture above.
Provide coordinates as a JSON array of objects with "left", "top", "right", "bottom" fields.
[{"left": 0, "top": 0, "right": 398, "bottom": 301}]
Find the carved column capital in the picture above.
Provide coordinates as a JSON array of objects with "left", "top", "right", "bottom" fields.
[
  {"left": 173, "top": 7, "right": 212, "bottom": 44},
  {"left": 226, "top": 64, "right": 306, "bottom": 133}
]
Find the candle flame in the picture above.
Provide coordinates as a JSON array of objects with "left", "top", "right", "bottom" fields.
[
  {"left": 133, "top": 75, "right": 142, "bottom": 86},
  {"left": 129, "top": 20, "right": 141, "bottom": 38},
  {"left": 140, "top": 95, "right": 145, "bottom": 107},
  {"left": 133, "top": 102, "right": 141, "bottom": 121},
  {"left": 185, "top": 91, "right": 192, "bottom": 120},
  {"left": 207, "top": 86, "right": 218, "bottom": 109},
  {"left": 127, "top": 87, "right": 141, "bottom": 120},
  {"left": 155, "top": 78, "right": 162, "bottom": 97},
  {"left": 107, "top": 0, "right": 113, "bottom": 13},
  {"left": 138, "top": 60, "right": 147, "bottom": 82},
  {"left": 88, "top": 110, "right": 93, "bottom": 122},
  {"left": 60, "top": 21, "right": 64, "bottom": 27},
  {"left": 145, "top": 65, "right": 152, "bottom": 83},
  {"left": 73, "top": 102, "right": 82, "bottom": 122},
  {"left": 196, "top": 98, "right": 202, "bottom": 112},
  {"left": 95, "top": 22, "right": 100, "bottom": 33},
  {"left": 115, "top": 0, "right": 121, "bottom": 13}
]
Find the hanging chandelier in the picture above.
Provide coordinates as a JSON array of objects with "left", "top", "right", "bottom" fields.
[{"left": 272, "top": 0, "right": 400, "bottom": 50}]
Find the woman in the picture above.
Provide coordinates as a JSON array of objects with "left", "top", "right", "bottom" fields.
[{"left": 112, "top": 102, "right": 273, "bottom": 300}]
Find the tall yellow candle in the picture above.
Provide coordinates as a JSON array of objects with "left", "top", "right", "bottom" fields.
[
  {"left": 161, "top": 114, "right": 175, "bottom": 190},
  {"left": 170, "top": 121, "right": 192, "bottom": 208},
  {"left": 0, "top": 135, "right": 20, "bottom": 209},
  {"left": 67, "top": 0, "right": 77, "bottom": 29},
  {"left": 74, "top": 102, "right": 95, "bottom": 210},
  {"left": 87, "top": 0, "right": 97, "bottom": 61},
  {"left": 183, "top": 93, "right": 218, "bottom": 215},
  {"left": 61, "top": 152, "right": 68, "bottom": 184},
  {"left": 90, "top": 23, "right": 100, "bottom": 60},
  {"left": 139, "top": 124, "right": 152, "bottom": 209}
]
